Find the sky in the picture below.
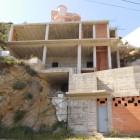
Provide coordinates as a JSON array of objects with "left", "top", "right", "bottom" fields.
[{"left": 0, "top": 0, "right": 140, "bottom": 37}]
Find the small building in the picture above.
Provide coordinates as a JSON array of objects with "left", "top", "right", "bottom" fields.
[{"left": 6, "top": 5, "right": 140, "bottom": 135}]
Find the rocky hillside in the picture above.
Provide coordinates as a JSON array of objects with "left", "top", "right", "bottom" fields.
[{"left": 0, "top": 59, "right": 57, "bottom": 132}]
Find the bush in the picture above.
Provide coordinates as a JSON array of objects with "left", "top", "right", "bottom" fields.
[
  {"left": 24, "top": 65, "right": 38, "bottom": 76},
  {"left": 110, "top": 129, "right": 120, "bottom": 137},
  {"left": 14, "top": 111, "right": 27, "bottom": 123},
  {"left": 0, "top": 56, "right": 16, "bottom": 67},
  {"left": 12, "top": 81, "right": 26, "bottom": 90}
]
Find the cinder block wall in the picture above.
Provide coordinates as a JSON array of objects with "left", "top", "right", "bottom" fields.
[
  {"left": 112, "top": 96, "right": 140, "bottom": 135},
  {"left": 69, "top": 73, "right": 97, "bottom": 92},
  {"left": 68, "top": 97, "right": 97, "bottom": 134},
  {"left": 46, "top": 57, "right": 92, "bottom": 68},
  {"left": 96, "top": 66, "right": 139, "bottom": 97}
]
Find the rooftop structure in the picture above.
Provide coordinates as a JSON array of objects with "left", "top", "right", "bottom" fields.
[{"left": 51, "top": 5, "right": 81, "bottom": 22}]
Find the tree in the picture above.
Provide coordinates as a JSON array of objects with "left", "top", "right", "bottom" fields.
[{"left": 0, "top": 22, "right": 13, "bottom": 50}]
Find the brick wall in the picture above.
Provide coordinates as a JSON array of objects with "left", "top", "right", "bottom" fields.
[
  {"left": 112, "top": 96, "right": 140, "bottom": 135},
  {"left": 96, "top": 46, "right": 108, "bottom": 71},
  {"left": 96, "top": 24, "right": 107, "bottom": 38}
]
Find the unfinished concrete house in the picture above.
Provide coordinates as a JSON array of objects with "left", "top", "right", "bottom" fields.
[{"left": 6, "top": 5, "right": 140, "bottom": 135}]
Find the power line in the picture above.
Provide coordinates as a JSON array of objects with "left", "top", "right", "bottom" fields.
[
  {"left": 85, "top": 0, "right": 140, "bottom": 11},
  {"left": 121, "top": 0, "right": 140, "bottom": 5}
]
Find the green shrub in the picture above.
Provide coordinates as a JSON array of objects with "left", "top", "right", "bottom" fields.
[
  {"left": 0, "top": 56, "right": 16, "bottom": 67},
  {"left": 110, "top": 129, "right": 120, "bottom": 137},
  {"left": 12, "top": 81, "right": 26, "bottom": 90},
  {"left": 14, "top": 111, "right": 27, "bottom": 123},
  {"left": 25, "top": 93, "right": 33, "bottom": 100},
  {"left": 24, "top": 65, "right": 38, "bottom": 76}
]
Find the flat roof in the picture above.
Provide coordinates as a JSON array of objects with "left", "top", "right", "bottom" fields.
[{"left": 12, "top": 20, "right": 109, "bottom": 27}]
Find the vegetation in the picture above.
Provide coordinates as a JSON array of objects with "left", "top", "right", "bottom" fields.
[
  {"left": 14, "top": 111, "right": 27, "bottom": 123},
  {"left": 12, "top": 81, "right": 26, "bottom": 90},
  {"left": 120, "top": 46, "right": 140, "bottom": 67},
  {"left": 18, "top": 61, "right": 38, "bottom": 76},
  {"left": 0, "top": 56, "right": 16, "bottom": 67},
  {"left": 0, "top": 22, "right": 12, "bottom": 50},
  {"left": 109, "top": 129, "right": 120, "bottom": 137}
]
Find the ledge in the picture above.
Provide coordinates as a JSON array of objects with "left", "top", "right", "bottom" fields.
[{"left": 66, "top": 90, "right": 110, "bottom": 97}]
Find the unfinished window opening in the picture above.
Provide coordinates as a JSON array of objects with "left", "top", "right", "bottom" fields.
[
  {"left": 87, "top": 61, "right": 93, "bottom": 68},
  {"left": 134, "top": 103, "right": 138, "bottom": 107},
  {"left": 115, "top": 103, "right": 118, "bottom": 107},
  {"left": 132, "top": 97, "right": 135, "bottom": 102},
  {"left": 118, "top": 101, "right": 121, "bottom": 104},
  {"left": 97, "top": 99, "right": 99, "bottom": 101},
  {"left": 100, "top": 101, "right": 105, "bottom": 104},
  {"left": 138, "top": 100, "right": 140, "bottom": 103},
  {"left": 122, "top": 98, "right": 125, "bottom": 101},
  {"left": 128, "top": 100, "right": 133, "bottom": 103},
  {"left": 52, "top": 62, "right": 58, "bottom": 67},
  {"left": 113, "top": 98, "right": 115, "bottom": 101},
  {"left": 124, "top": 103, "right": 127, "bottom": 106}
]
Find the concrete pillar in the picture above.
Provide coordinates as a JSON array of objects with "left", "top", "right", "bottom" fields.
[
  {"left": 93, "top": 46, "right": 96, "bottom": 69},
  {"left": 77, "top": 44, "right": 81, "bottom": 73},
  {"left": 45, "top": 24, "right": 49, "bottom": 40},
  {"left": 117, "top": 50, "right": 120, "bottom": 68},
  {"left": 107, "top": 23, "right": 110, "bottom": 38},
  {"left": 108, "top": 46, "right": 112, "bottom": 69},
  {"left": 107, "top": 97, "right": 113, "bottom": 132},
  {"left": 8, "top": 25, "right": 14, "bottom": 41},
  {"left": 42, "top": 46, "right": 47, "bottom": 65},
  {"left": 79, "top": 22, "right": 82, "bottom": 39},
  {"left": 93, "top": 24, "right": 96, "bottom": 38},
  {"left": 42, "top": 24, "right": 49, "bottom": 65}
]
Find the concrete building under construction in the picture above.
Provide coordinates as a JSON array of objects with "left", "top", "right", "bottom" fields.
[{"left": 6, "top": 5, "right": 140, "bottom": 135}]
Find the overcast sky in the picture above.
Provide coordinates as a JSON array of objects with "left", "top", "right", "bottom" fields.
[{"left": 0, "top": 0, "right": 140, "bottom": 37}]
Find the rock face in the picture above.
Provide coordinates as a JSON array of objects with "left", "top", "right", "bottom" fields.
[{"left": 0, "top": 65, "right": 57, "bottom": 131}]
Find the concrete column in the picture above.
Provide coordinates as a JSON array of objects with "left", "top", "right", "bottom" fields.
[
  {"left": 107, "top": 97, "right": 113, "bottom": 132},
  {"left": 79, "top": 22, "right": 82, "bottom": 39},
  {"left": 108, "top": 46, "right": 112, "bottom": 69},
  {"left": 107, "top": 23, "right": 110, "bottom": 38},
  {"left": 117, "top": 50, "right": 120, "bottom": 68},
  {"left": 8, "top": 25, "right": 14, "bottom": 41},
  {"left": 45, "top": 24, "right": 49, "bottom": 40},
  {"left": 93, "top": 46, "right": 96, "bottom": 69},
  {"left": 42, "top": 24, "right": 49, "bottom": 65},
  {"left": 93, "top": 24, "right": 96, "bottom": 38},
  {"left": 42, "top": 46, "right": 47, "bottom": 65},
  {"left": 77, "top": 44, "right": 81, "bottom": 73}
]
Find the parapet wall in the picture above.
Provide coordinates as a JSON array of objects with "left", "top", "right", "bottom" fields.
[
  {"left": 96, "top": 66, "right": 140, "bottom": 97},
  {"left": 69, "top": 73, "right": 97, "bottom": 93}
]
